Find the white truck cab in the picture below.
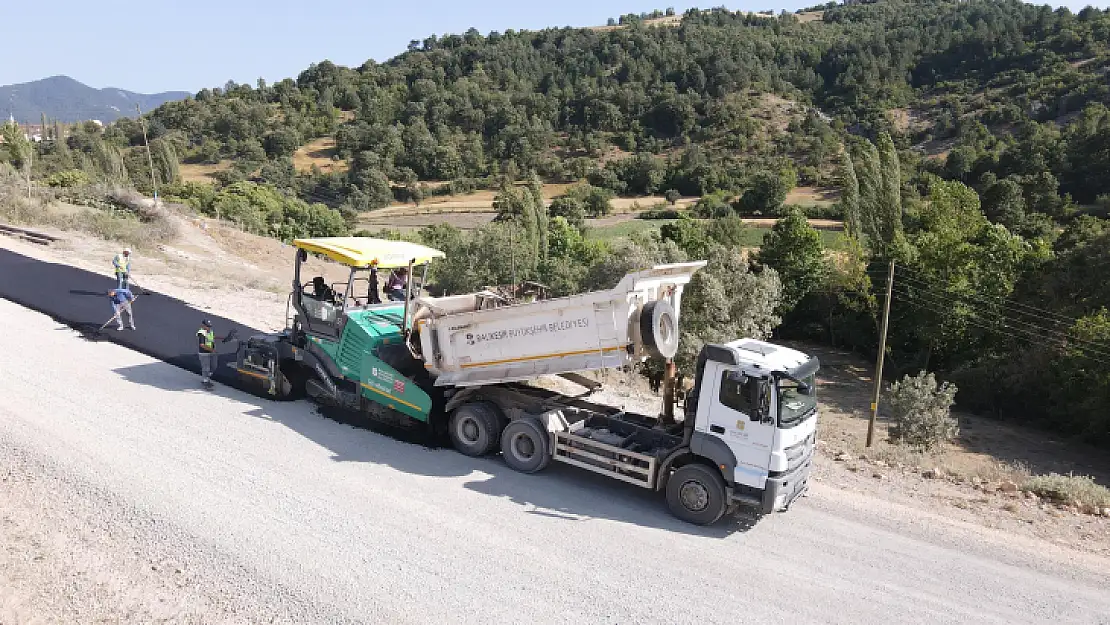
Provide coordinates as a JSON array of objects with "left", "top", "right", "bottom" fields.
[{"left": 686, "top": 339, "right": 819, "bottom": 515}]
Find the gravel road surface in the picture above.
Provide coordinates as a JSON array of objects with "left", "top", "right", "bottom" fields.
[{"left": 2, "top": 298, "right": 1109, "bottom": 624}]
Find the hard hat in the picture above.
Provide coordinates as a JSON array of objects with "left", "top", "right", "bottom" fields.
[
  {"left": 202, "top": 319, "right": 212, "bottom": 327},
  {"left": 123, "top": 248, "right": 132, "bottom": 254}
]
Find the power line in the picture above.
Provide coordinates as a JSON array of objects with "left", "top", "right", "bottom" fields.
[
  {"left": 889, "top": 287, "right": 1110, "bottom": 364},
  {"left": 864, "top": 266, "right": 1072, "bottom": 328},
  {"left": 891, "top": 291, "right": 1110, "bottom": 368},
  {"left": 891, "top": 283, "right": 1110, "bottom": 359},
  {"left": 883, "top": 265, "right": 1110, "bottom": 355},
  {"left": 891, "top": 263, "right": 1083, "bottom": 327},
  {"left": 864, "top": 267, "right": 1073, "bottom": 330}
]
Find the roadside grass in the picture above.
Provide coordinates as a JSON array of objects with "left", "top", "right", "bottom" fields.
[
  {"left": 849, "top": 436, "right": 1110, "bottom": 513},
  {"left": 1023, "top": 473, "right": 1110, "bottom": 510},
  {"left": 0, "top": 178, "right": 178, "bottom": 250}
]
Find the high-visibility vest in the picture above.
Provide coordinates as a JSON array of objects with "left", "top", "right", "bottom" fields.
[
  {"left": 113, "top": 254, "right": 131, "bottom": 274},
  {"left": 197, "top": 328, "right": 214, "bottom": 352}
]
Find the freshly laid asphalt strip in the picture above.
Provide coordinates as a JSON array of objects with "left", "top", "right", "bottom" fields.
[
  {"left": 0, "top": 248, "right": 262, "bottom": 393},
  {"left": 0, "top": 247, "right": 437, "bottom": 443}
]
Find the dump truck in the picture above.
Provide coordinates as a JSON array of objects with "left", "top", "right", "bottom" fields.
[{"left": 233, "top": 237, "right": 820, "bottom": 525}]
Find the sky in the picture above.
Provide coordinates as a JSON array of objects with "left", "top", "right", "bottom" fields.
[{"left": 3, "top": 0, "right": 1108, "bottom": 94}]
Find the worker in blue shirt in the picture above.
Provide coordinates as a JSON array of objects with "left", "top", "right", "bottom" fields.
[{"left": 107, "top": 288, "right": 136, "bottom": 331}]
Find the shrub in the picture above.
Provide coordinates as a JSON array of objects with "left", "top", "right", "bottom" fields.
[
  {"left": 45, "top": 170, "right": 91, "bottom": 188},
  {"left": 887, "top": 371, "right": 959, "bottom": 450},
  {"left": 691, "top": 192, "right": 732, "bottom": 218},
  {"left": 1022, "top": 473, "right": 1110, "bottom": 510},
  {"left": 639, "top": 207, "right": 684, "bottom": 220}
]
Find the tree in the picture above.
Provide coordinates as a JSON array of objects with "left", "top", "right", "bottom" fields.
[
  {"left": 875, "top": 132, "right": 903, "bottom": 249},
  {"left": 1, "top": 122, "right": 31, "bottom": 170},
  {"left": 664, "top": 189, "right": 681, "bottom": 205},
  {"left": 981, "top": 177, "right": 1026, "bottom": 230},
  {"left": 558, "top": 183, "right": 613, "bottom": 219},
  {"left": 529, "top": 173, "right": 548, "bottom": 260},
  {"left": 263, "top": 129, "right": 300, "bottom": 159},
  {"left": 583, "top": 186, "right": 613, "bottom": 218},
  {"left": 738, "top": 171, "right": 788, "bottom": 214},
  {"left": 755, "top": 209, "right": 828, "bottom": 314},
  {"left": 677, "top": 247, "right": 783, "bottom": 370},
  {"left": 661, "top": 218, "right": 712, "bottom": 259},
  {"left": 548, "top": 195, "right": 586, "bottom": 229},
  {"left": 692, "top": 192, "right": 731, "bottom": 218},
  {"left": 152, "top": 138, "right": 180, "bottom": 186},
  {"left": 839, "top": 150, "right": 861, "bottom": 238},
  {"left": 853, "top": 140, "right": 882, "bottom": 245},
  {"left": 895, "top": 177, "right": 1029, "bottom": 370},
  {"left": 1, "top": 122, "right": 33, "bottom": 194}
]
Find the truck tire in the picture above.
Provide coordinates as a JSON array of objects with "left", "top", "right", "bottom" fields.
[
  {"left": 640, "top": 300, "right": 679, "bottom": 360},
  {"left": 666, "top": 463, "right": 728, "bottom": 525},
  {"left": 449, "top": 402, "right": 504, "bottom": 457},
  {"left": 500, "top": 418, "right": 552, "bottom": 474}
]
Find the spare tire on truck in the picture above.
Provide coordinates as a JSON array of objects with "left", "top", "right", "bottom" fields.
[{"left": 639, "top": 300, "right": 679, "bottom": 360}]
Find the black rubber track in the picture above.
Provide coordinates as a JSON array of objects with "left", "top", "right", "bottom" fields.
[{"left": 0, "top": 248, "right": 262, "bottom": 393}]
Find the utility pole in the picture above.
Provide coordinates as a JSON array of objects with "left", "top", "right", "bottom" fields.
[
  {"left": 509, "top": 225, "right": 517, "bottom": 300},
  {"left": 866, "top": 258, "right": 895, "bottom": 447},
  {"left": 26, "top": 136, "right": 32, "bottom": 201},
  {"left": 135, "top": 103, "right": 159, "bottom": 204}
]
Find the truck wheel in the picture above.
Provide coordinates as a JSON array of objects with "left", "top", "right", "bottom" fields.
[
  {"left": 640, "top": 300, "right": 679, "bottom": 360},
  {"left": 500, "top": 418, "right": 552, "bottom": 474},
  {"left": 666, "top": 464, "right": 727, "bottom": 525},
  {"left": 449, "top": 402, "right": 503, "bottom": 457}
]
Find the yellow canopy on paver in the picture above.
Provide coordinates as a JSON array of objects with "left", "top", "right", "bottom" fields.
[{"left": 292, "top": 237, "right": 445, "bottom": 268}]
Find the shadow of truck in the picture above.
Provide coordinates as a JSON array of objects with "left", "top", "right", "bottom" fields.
[{"left": 112, "top": 359, "right": 761, "bottom": 537}]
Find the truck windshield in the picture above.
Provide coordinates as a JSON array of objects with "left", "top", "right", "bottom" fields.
[{"left": 778, "top": 375, "right": 817, "bottom": 425}]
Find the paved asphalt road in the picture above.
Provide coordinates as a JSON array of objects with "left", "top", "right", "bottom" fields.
[
  {"left": 1, "top": 250, "right": 1109, "bottom": 624},
  {"left": 0, "top": 247, "right": 259, "bottom": 389}
]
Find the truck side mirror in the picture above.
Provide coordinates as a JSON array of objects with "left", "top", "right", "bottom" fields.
[
  {"left": 298, "top": 249, "right": 308, "bottom": 263},
  {"left": 748, "top": 379, "right": 765, "bottom": 421}
]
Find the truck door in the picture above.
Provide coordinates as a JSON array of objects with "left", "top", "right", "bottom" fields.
[{"left": 696, "top": 365, "right": 775, "bottom": 489}]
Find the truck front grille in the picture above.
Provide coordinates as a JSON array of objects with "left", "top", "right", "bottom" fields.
[{"left": 783, "top": 434, "right": 813, "bottom": 471}]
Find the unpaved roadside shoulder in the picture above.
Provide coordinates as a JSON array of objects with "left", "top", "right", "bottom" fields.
[{"left": 0, "top": 439, "right": 326, "bottom": 625}]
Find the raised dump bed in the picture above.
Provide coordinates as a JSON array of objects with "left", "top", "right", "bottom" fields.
[{"left": 414, "top": 262, "right": 706, "bottom": 387}]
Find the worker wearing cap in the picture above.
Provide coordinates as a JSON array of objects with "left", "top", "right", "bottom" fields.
[
  {"left": 107, "top": 287, "right": 136, "bottom": 331},
  {"left": 197, "top": 319, "right": 219, "bottom": 387},
  {"left": 113, "top": 248, "right": 132, "bottom": 290}
]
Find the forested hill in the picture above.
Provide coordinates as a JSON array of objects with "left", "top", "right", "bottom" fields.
[{"left": 61, "top": 0, "right": 1110, "bottom": 214}]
